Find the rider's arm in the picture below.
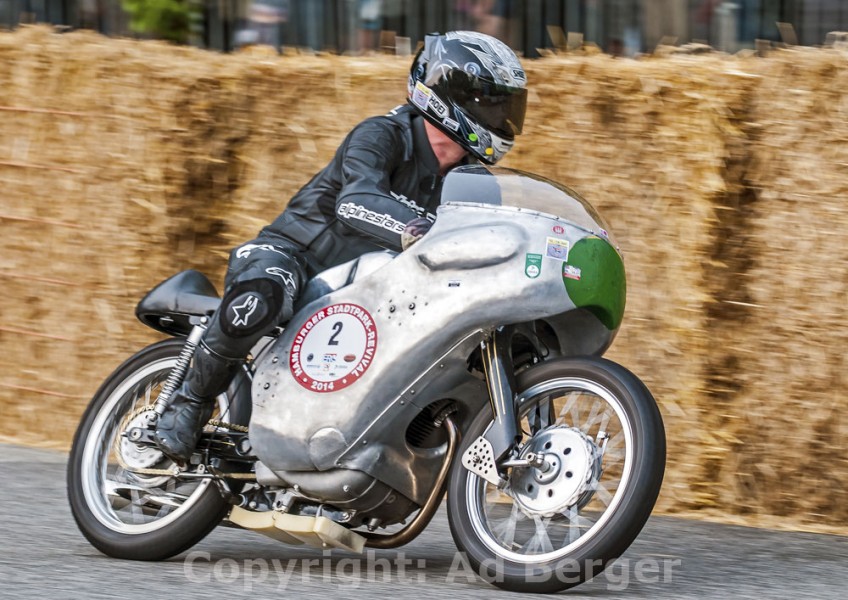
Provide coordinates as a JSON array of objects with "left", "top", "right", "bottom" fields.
[{"left": 334, "top": 120, "right": 419, "bottom": 251}]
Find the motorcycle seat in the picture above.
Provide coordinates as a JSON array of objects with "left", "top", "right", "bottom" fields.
[{"left": 135, "top": 270, "right": 221, "bottom": 336}]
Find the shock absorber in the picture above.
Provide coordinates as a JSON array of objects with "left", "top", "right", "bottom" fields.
[{"left": 153, "top": 320, "right": 207, "bottom": 417}]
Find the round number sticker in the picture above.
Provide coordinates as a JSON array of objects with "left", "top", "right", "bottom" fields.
[{"left": 289, "top": 303, "right": 378, "bottom": 393}]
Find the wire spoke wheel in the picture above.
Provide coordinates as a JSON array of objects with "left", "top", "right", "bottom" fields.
[
  {"left": 80, "top": 357, "right": 229, "bottom": 533},
  {"left": 470, "top": 377, "right": 632, "bottom": 562},
  {"left": 447, "top": 357, "right": 665, "bottom": 593},
  {"left": 67, "top": 339, "right": 249, "bottom": 560}
]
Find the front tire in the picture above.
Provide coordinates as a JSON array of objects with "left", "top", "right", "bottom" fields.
[
  {"left": 447, "top": 357, "right": 665, "bottom": 593},
  {"left": 67, "top": 339, "right": 250, "bottom": 560}
]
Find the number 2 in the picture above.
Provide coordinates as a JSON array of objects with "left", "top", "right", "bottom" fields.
[{"left": 328, "top": 321, "right": 343, "bottom": 346}]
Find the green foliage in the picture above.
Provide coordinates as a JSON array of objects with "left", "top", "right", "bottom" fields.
[{"left": 122, "top": 0, "right": 191, "bottom": 43}]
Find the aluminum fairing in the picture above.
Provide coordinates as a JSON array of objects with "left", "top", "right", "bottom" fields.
[{"left": 250, "top": 203, "right": 616, "bottom": 505}]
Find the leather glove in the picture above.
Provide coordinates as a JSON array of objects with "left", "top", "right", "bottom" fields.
[{"left": 401, "top": 217, "right": 433, "bottom": 251}]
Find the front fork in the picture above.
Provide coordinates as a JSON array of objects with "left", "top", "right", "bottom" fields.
[
  {"left": 480, "top": 328, "right": 521, "bottom": 460},
  {"left": 461, "top": 327, "right": 524, "bottom": 487}
]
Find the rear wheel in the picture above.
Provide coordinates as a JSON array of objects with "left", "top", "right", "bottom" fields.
[
  {"left": 447, "top": 357, "right": 665, "bottom": 593},
  {"left": 67, "top": 339, "right": 250, "bottom": 560}
]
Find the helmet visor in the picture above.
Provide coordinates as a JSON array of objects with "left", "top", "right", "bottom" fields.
[{"left": 445, "top": 71, "right": 527, "bottom": 139}]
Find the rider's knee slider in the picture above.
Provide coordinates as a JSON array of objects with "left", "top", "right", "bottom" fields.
[{"left": 219, "top": 277, "right": 285, "bottom": 338}]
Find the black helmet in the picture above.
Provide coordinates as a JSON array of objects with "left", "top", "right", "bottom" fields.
[{"left": 408, "top": 31, "right": 528, "bottom": 164}]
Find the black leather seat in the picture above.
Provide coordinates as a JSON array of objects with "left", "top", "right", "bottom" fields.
[{"left": 135, "top": 270, "right": 221, "bottom": 336}]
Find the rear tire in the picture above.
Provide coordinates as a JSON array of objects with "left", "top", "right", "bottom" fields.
[
  {"left": 446, "top": 356, "right": 665, "bottom": 593},
  {"left": 67, "top": 339, "right": 250, "bottom": 560}
]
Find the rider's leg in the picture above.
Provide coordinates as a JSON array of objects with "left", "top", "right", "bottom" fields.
[{"left": 155, "top": 242, "right": 306, "bottom": 463}]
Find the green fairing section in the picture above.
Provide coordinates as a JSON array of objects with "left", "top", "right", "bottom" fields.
[{"left": 563, "top": 237, "right": 626, "bottom": 331}]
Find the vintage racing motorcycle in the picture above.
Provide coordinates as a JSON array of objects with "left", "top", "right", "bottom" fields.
[{"left": 67, "top": 165, "right": 665, "bottom": 593}]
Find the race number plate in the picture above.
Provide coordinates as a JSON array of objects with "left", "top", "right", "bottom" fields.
[{"left": 289, "top": 303, "right": 378, "bottom": 393}]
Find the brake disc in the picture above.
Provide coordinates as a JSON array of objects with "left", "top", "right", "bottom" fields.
[{"left": 508, "top": 426, "right": 602, "bottom": 518}]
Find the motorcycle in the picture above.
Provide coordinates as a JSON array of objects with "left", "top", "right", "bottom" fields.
[{"left": 67, "top": 164, "right": 665, "bottom": 593}]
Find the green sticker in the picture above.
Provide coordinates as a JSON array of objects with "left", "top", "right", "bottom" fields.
[
  {"left": 468, "top": 133, "right": 479, "bottom": 142},
  {"left": 525, "top": 253, "right": 542, "bottom": 278}
]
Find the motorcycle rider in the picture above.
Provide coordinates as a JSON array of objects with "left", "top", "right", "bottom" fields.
[{"left": 154, "top": 31, "right": 529, "bottom": 463}]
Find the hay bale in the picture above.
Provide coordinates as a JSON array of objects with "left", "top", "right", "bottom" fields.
[
  {"left": 2, "top": 26, "right": 848, "bottom": 532},
  {"left": 512, "top": 53, "right": 757, "bottom": 513},
  {"left": 702, "top": 46, "right": 848, "bottom": 524}
]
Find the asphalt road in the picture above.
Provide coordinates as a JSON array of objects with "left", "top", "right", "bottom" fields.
[{"left": 2, "top": 444, "right": 846, "bottom": 599}]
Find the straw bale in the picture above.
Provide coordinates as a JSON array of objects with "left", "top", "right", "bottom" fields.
[
  {"left": 695, "top": 46, "right": 848, "bottom": 524},
  {"left": 2, "top": 27, "right": 847, "bottom": 531},
  {"left": 510, "top": 53, "right": 759, "bottom": 514}
]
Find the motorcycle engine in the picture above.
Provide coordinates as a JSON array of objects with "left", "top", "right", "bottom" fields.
[{"left": 255, "top": 462, "right": 418, "bottom": 527}]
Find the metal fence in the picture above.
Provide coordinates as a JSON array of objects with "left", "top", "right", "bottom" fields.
[{"left": 2, "top": 0, "right": 848, "bottom": 56}]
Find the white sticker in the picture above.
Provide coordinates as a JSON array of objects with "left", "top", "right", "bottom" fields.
[
  {"left": 562, "top": 264, "right": 582, "bottom": 280},
  {"left": 412, "top": 81, "right": 431, "bottom": 111},
  {"left": 442, "top": 117, "right": 460, "bottom": 131},
  {"left": 428, "top": 92, "right": 448, "bottom": 117},
  {"left": 545, "top": 237, "right": 570, "bottom": 262},
  {"left": 289, "top": 303, "right": 378, "bottom": 393}
]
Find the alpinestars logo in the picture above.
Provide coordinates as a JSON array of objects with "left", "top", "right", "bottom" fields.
[
  {"left": 265, "top": 267, "right": 297, "bottom": 293},
  {"left": 231, "top": 295, "right": 259, "bottom": 327},
  {"left": 337, "top": 202, "right": 405, "bottom": 234},
  {"left": 235, "top": 244, "right": 287, "bottom": 260}
]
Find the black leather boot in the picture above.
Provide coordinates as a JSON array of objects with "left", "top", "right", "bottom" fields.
[{"left": 154, "top": 344, "right": 242, "bottom": 464}]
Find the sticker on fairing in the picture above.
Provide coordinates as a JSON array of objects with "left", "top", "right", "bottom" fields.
[
  {"left": 545, "top": 237, "right": 570, "bottom": 261},
  {"left": 289, "top": 303, "right": 378, "bottom": 393},
  {"left": 525, "top": 253, "right": 542, "bottom": 278},
  {"left": 562, "top": 264, "right": 582, "bottom": 281}
]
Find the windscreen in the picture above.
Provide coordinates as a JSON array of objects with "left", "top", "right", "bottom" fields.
[{"left": 441, "top": 165, "right": 614, "bottom": 240}]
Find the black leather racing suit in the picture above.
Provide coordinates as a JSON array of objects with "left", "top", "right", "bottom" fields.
[
  {"left": 199, "top": 104, "right": 463, "bottom": 376},
  {"left": 258, "top": 104, "right": 449, "bottom": 274}
]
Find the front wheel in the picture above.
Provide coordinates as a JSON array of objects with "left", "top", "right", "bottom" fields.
[
  {"left": 447, "top": 357, "right": 666, "bottom": 593},
  {"left": 67, "top": 339, "right": 250, "bottom": 560}
]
